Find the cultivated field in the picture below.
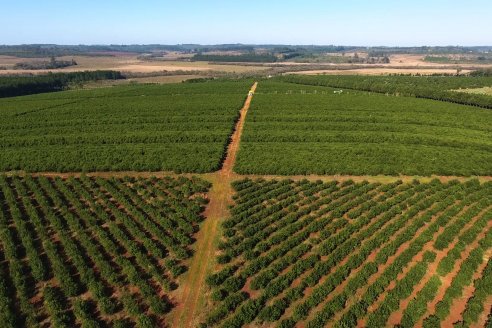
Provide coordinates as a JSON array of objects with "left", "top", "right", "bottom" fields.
[
  {"left": 0, "top": 76, "right": 491, "bottom": 328},
  {"left": 0, "top": 175, "right": 210, "bottom": 327},
  {"left": 0, "top": 55, "right": 268, "bottom": 76},
  {"left": 235, "top": 81, "right": 492, "bottom": 176},
  {"left": 206, "top": 178, "right": 492, "bottom": 328},
  {"left": 0, "top": 81, "right": 251, "bottom": 172},
  {"left": 2, "top": 52, "right": 492, "bottom": 79},
  {"left": 290, "top": 68, "right": 474, "bottom": 76}
]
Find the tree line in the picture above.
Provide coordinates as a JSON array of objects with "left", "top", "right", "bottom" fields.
[
  {"left": 279, "top": 74, "right": 492, "bottom": 109},
  {"left": 0, "top": 70, "right": 124, "bottom": 98},
  {"left": 13, "top": 56, "right": 78, "bottom": 70}
]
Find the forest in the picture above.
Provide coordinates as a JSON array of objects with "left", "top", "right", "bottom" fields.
[
  {"left": 0, "top": 71, "right": 124, "bottom": 98},
  {"left": 13, "top": 57, "right": 78, "bottom": 70}
]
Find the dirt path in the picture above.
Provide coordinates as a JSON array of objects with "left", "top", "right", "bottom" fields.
[
  {"left": 170, "top": 82, "right": 257, "bottom": 328},
  {"left": 6, "top": 171, "right": 492, "bottom": 184}
]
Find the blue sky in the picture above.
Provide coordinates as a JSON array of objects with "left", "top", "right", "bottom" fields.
[{"left": 1, "top": 0, "right": 490, "bottom": 45}]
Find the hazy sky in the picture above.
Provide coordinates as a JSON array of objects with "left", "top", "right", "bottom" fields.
[{"left": 1, "top": 0, "right": 491, "bottom": 46}]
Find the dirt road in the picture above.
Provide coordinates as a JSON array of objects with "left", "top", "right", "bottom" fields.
[{"left": 170, "top": 82, "right": 257, "bottom": 328}]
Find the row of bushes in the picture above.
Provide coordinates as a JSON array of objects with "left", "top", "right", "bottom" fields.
[
  {"left": 338, "top": 182, "right": 484, "bottom": 327},
  {"left": 0, "top": 175, "right": 210, "bottom": 326},
  {"left": 206, "top": 179, "right": 492, "bottom": 327}
]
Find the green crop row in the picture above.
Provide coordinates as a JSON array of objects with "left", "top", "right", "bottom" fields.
[
  {"left": 235, "top": 81, "right": 492, "bottom": 176},
  {"left": 0, "top": 81, "right": 250, "bottom": 172},
  {"left": 205, "top": 179, "right": 492, "bottom": 327}
]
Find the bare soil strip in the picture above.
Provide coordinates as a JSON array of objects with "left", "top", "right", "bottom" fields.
[
  {"left": 6, "top": 171, "right": 492, "bottom": 184},
  {"left": 170, "top": 82, "right": 257, "bottom": 328}
]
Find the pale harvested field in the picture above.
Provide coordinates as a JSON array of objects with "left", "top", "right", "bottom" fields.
[
  {"left": 289, "top": 68, "right": 473, "bottom": 76},
  {"left": 279, "top": 53, "right": 490, "bottom": 67},
  {"left": 1, "top": 52, "right": 491, "bottom": 77},
  {"left": 456, "top": 86, "right": 492, "bottom": 95},
  {"left": 388, "top": 54, "right": 432, "bottom": 66},
  {"left": 390, "top": 54, "right": 492, "bottom": 67},
  {"left": 0, "top": 54, "right": 268, "bottom": 75}
]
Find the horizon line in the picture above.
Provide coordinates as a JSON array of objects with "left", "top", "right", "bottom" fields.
[{"left": 1, "top": 43, "right": 492, "bottom": 48}]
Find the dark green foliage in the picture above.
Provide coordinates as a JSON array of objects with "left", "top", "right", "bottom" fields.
[
  {"left": 205, "top": 179, "right": 492, "bottom": 327},
  {"left": 401, "top": 275, "right": 441, "bottom": 327},
  {"left": 0, "top": 71, "right": 123, "bottom": 98},
  {"left": 43, "top": 286, "right": 74, "bottom": 327},
  {"left": 13, "top": 57, "right": 77, "bottom": 70},
  {"left": 0, "top": 175, "right": 210, "bottom": 327},
  {"left": 427, "top": 229, "right": 492, "bottom": 323},
  {"left": 235, "top": 81, "right": 492, "bottom": 176},
  {"left": 470, "top": 68, "right": 492, "bottom": 77},
  {"left": 279, "top": 74, "right": 492, "bottom": 108},
  {"left": 423, "top": 315, "right": 441, "bottom": 328},
  {"left": 0, "top": 81, "right": 250, "bottom": 172},
  {"left": 461, "top": 259, "right": 492, "bottom": 325}
]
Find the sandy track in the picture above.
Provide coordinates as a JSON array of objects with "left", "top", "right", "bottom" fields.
[{"left": 170, "top": 82, "right": 257, "bottom": 328}]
